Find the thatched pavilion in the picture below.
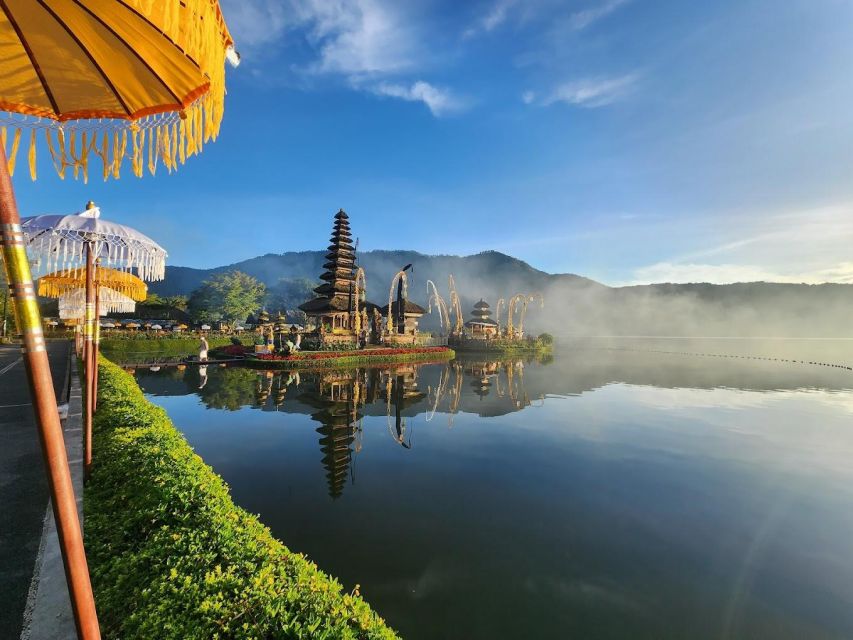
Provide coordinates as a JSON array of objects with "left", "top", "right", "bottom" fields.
[{"left": 381, "top": 299, "right": 426, "bottom": 336}]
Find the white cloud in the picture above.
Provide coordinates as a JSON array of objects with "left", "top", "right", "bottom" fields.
[
  {"left": 569, "top": 0, "right": 631, "bottom": 31},
  {"left": 626, "top": 262, "right": 850, "bottom": 285},
  {"left": 297, "top": 0, "right": 415, "bottom": 75},
  {"left": 371, "top": 81, "right": 462, "bottom": 116},
  {"left": 522, "top": 90, "right": 536, "bottom": 104},
  {"left": 220, "top": 0, "right": 464, "bottom": 117},
  {"left": 220, "top": 0, "right": 288, "bottom": 49},
  {"left": 623, "top": 203, "right": 853, "bottom": 285},
  {"left": 540, "top": 74, "right": 639, "bottom": 107},
  {"left": 464, "top": 0, "right": 518, "bottom": 38}
]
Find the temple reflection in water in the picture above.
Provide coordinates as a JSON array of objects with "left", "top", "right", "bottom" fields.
[
  {"left": 135, "top": 340, "right": 853, "bottom": 499},
  {"left": 140, "top": 355, "right": 547, "bottom": 498}
]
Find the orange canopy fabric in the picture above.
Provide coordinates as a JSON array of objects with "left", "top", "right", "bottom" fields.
[
  {"left": 38, "top": 267, "right": 148, "bottom": 301},
  {"left": 0, "top": 0, "right": 234, "bottom": 180}
]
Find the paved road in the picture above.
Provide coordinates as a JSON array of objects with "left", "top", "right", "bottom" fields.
[{"left": 0, "top": 342, "right": 70, "bottom": 640}]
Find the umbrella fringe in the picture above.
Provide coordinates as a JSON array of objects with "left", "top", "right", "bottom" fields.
[{"left": 2, "top": 96, "right": 216, "bottom": 181}]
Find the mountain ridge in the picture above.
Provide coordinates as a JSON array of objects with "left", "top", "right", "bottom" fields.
[{"left": 150, "top": 249, "right": 853, "bottom": 338}]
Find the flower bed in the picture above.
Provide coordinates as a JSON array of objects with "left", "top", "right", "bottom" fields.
[
  {"left": 86, "top": 357, "right": 399, "bottom": 639},
  {"left": 210, "top": 343, "right": 249, "bottom": 357}
]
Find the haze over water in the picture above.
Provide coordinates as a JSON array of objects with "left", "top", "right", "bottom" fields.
[{"left": 132, "top": 339, "right": 853, "bottom": 639}]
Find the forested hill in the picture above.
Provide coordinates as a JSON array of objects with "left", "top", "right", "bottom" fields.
[{"left": 150, "top": 250, "right": 853, "bottom": 338}]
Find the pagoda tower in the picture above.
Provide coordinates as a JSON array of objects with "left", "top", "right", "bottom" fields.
[
  {"left": 464, "top": 299, "right": 499, "bottom": 338},
  {"left": 299, "top": 209, "right": 358, "bottom": 331}
]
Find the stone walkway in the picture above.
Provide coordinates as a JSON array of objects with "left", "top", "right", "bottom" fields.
[{"left": 0, "top": 342, "right": 72, "bottom": 639}]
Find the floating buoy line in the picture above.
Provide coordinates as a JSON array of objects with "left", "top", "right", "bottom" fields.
[{"left": 580, "top": 347, "right": 853, "bottom": 371}]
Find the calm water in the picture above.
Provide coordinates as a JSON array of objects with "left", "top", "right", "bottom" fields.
[{"left": 133, "top": 339, "right": 853, "bottom": 639}]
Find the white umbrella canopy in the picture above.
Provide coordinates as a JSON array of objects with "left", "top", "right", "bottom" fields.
[{"left": 20, "top": 205, "right": 167, "bottom": 281}]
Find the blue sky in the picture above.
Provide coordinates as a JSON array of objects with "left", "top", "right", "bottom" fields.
[{"left": 13, "top": 0, "right": 853, "bottom": 285}]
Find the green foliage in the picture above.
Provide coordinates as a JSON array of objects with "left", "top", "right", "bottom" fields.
[
  {"left": 86, "top": 358, "right": 400, "bottom": 640},
  {"left": 265, "top": 277, "right": 318, "bottom": 320},
  {"left": 537, "top": 333, "right": 554, "bottom": 345},
  {"left": 189, "top": 271, "right": 266, "bottom": 324},
  {"left": 141, "top": 293, "right": 189, "bottom": 311},
  {"left": 99, "top": 336, "right": 237, "bottom": 362},
  {"left": 198, "top": 367, "right": 260, "bottom": 410}
]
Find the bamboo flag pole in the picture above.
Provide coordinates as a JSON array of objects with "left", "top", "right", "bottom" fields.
[{"left": 0, "top": 145, "right": 100, "bottom": 639}]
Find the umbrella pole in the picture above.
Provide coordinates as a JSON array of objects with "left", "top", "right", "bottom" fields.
[
  {"left": 84, "top": 244, "right": 94, "bottom": 474},
  {"left": 93, "top": 269, "right": 100, "bottom": 413},
  {"left": 0, "top": 148, "right": 101, "bottom": 638}
]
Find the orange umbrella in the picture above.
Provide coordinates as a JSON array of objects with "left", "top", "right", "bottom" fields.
[
  {"left": 0, "top": 4, "right": 236, "bottom": 638},
  {"left": 38, "top": 266, "right": 148, "bottom": 301}
]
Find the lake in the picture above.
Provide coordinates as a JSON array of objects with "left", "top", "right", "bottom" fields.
[{"left": 132, "top": 338, "right": 853, "bottom": 639}]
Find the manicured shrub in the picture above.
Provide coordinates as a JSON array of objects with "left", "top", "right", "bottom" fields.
[
  {"left": 86, "top": 358, "right": 399, "bottom": 639},
  {"left": 99, "top": 336, "right": 239, "bottom": 360}
]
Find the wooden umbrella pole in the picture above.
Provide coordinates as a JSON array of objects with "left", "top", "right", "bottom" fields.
[
  {"left": 92, "top": 270, "right": 100, "bottom": 412},
  {"left": 84, "top": 243, "right": 94, "bottom": 474},
  {"left": 0, "top": 148, "right": 101, "bottom": 638}
]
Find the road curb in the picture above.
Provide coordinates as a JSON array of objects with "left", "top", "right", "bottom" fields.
[{"left": 20, "top": 349, "right": 80, "bottom": 640}]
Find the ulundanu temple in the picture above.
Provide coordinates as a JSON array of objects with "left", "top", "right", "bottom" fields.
[
  {"left": 299, "top": 209, "right": 365, "bottom": 332},
  {"left": 465, "top": 299, "right": 499, "bottom": 338},
  {"left": 298, "top": 208, "right": 429, "bottom": 345}
]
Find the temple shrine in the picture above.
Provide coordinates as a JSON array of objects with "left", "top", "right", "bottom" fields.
[{"left": 299, "top": 209, "right": 368, "bottom": 338}]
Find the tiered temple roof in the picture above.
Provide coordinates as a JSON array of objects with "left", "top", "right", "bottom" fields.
[
  {"left": 300, "top": 209, "right": 357, "bottom": 315},
  {"left": 466, "top": 299, "right": 498, "bottom": 326}
]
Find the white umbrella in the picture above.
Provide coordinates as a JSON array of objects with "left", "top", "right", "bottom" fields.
[
  {"left": 151, "top": 324, "right": 163, "bottom": 330},
  {"left": 201, "top": 324, "right": 212, "bottom": 330},
  {"left": 21, "top": 206, "right": 167, "bottom": 281}
]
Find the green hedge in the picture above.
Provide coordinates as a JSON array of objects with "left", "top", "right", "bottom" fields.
[
  {"left": 99, "top": 336, "right": 237, "bottom": 361},
  {"left": 86, "top": 357, "right": 399, "bottom": 639}
]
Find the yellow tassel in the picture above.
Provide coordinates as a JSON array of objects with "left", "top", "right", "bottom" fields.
[
  {"left": 56, "top": 128, "right": 70, "bottom": 176},
  {"left": 100, "top": 132, "right": 109, "bottom": 181},
  {"left": 44, "top": 129, "right": 65, "bottom": 179},
  {"left": 108, "top": 131, "right": 117, "bottom": 179},
  {"left": 171, "top": 122, "right": 178, "bottom": 168},
  {"left": 185, "top": 107, "right": 196, "bottom": 157},
  {"left": 161, "top": 123, "right": 171, "bottom": 171},
  {"left": 137, "top": 128, "right": 146, "bottom": 177},
  {"left": 28, "top": 129, "right": 36, "bottom": 180},
  {"left": 7, "top": 128, "right": 21, "bottom": 176},
  {"left": 81, "top": 131, "right": 89, "bottom": 183},
  {"left": 131, "top": 128, "right": 141, "bottom": 177},
  {"left": 112, "top": 130, "right": 126, "bottom": 179},
  {"left": 69, "top": 129, "right": 80, "bottom": 180},
  {"left": 148, "top": 126, "right": 157, "bottom": 175},
  {"left": 178, "top": 117, "right": 187, "bottom": 165}
]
